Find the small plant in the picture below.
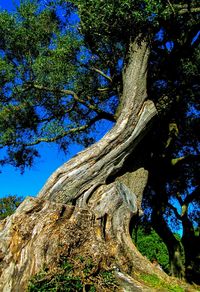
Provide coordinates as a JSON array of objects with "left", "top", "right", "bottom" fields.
[
  {"left": 59, "top": 257, "right": 73, "bottom": 272},
  {"left": 28, "top": 267, "right": 83, "bottom": 291},
  {"left": 28, "top": 255, "right": 118, "bottom": 291},
  {"left": 100, "top": 270, "right": 116, "bottom": 287}
]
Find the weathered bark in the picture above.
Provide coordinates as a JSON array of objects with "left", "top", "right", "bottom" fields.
[
  {"left": 0, "top": 194, "right": 166, "bottom": 292},
  {"left": 0, "top": 39, "right": 171, "bottom": 291}
]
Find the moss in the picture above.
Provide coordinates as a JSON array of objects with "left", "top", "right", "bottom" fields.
[{"left": 139, "top": 273, "right": 184, "bottom": 291}]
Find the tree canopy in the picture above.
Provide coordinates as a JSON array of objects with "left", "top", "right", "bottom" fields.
[{"left": 0, "top": 0, "right": 199, "bottom": 169}]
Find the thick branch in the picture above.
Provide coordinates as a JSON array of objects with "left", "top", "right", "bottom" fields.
[
  {"left": 33, "top": 84, "right": 115, "bottom": 122},
  {"left": 183, "top": 186, "right": 200, "bottom": 206},
  {"left": 167, "top": 202, "right": 182, "bottom": 220}
]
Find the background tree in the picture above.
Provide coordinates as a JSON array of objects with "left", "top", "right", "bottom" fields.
[
  {"left": 142, "top": 116, "right": 200, "bottom": 282},
  {"left": 0, "top": 195, "right": 23, "bottom": 219},
  {"left": 0, "top": 0, "right": 199, "bottom": 289}
]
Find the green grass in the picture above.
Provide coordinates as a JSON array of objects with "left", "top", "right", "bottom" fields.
[{"left": 139, "top": 274, "right": 184, "bottom": 292}]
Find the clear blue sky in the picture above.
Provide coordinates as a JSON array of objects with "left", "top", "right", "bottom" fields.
[{"left": 0, "top": 0, "right": 111, "bottom": 198}]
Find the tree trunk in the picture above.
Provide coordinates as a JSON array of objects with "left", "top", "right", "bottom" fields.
[
  {"left": 182, "top": 212, "right": 200, "bottom": 284},
  {"left": 151, "top": 212, "right": 185, "bottom": 279},
  {"left": 0, "top": 38, "right": 172, "bottom": 291},
  {"left": 37, "top": 39, "right": 156, "bottom": 206}
]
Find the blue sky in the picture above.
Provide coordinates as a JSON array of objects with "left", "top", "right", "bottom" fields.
[
  {"left": 0, "top": 0, "right": 111, "bottom": 198},
  {"left": 0, "top": 143, "right": 83, "bottom": 198},
  {"left": 0, "top": 0, "right": 17, "bottom": 11}
]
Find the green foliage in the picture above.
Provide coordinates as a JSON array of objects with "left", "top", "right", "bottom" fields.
[
  {"left": 0, "top": 0, "right": 119, "bottom": 169},
  {"left": 132, "top": 226, "right": 169, "bottom": 272},
  {"left": 0, "top": 195, "right": 23, "bottom": 219},
  {"left": 100, "top": 270, "right": 116, "bottom": 288},
  {"left": 74, "top": 0, "right": 164, "bottom": 42},
  {"left": 28, "top": 256, "right": 117, "bottom": 292}
]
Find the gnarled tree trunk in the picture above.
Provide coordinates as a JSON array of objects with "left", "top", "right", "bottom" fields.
[{"left": 0, "top": 39, "right": 171, "bottom": 291}]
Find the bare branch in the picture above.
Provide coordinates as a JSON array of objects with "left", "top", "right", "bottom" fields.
[
  {"left": 183, "top": 186, "right": 200, "bottom": 206},
  {"left": 97, "top": 87, "right": 109, "bottom": 92},
  {"left": 171, "top": 154, "right": 200, "bottom": 166},
  {"left": 167, "top": 0, "right": 175, "bottom": 15},
  {"left": 171, "top": 156, "right": 185, "bottom": 166},
  {"left": 167, "top": 202, "right": 182, "bottom": 220},
  {"left": 176, "top": 194, "right": 184, "bottom": 206},
  {"left": 91, "top": 67, "right": 112, "bottom": 82}
]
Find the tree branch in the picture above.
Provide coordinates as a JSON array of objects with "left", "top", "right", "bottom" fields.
[
  {"left": 33, "top": 84, "right": 115, "bottom": 122},
  {"left": 183, "top": 186, "right": 200, "bottom": 206},
  {"left": 176, "top": 194, "right": 184, "bottom": 206},
  {"left": 172, "top": 153, "right": 200, "bottom": 166},
  {"left": 167, "top": 0, "right": 176, "bottom": 15},
  {"left": 24, "top": 116, "right": 102, "bottom": 146},
  {"left": 167, "top": 202, "right": 182, "bottom": 220},
  {"left": 171, "top": 156, "right": 185, "bottom": 166},
  {"left": 97, "top": 87, "right": 109, "bottom": 92},
  {"left": 91, "top": 67, "right": 112, "bottom": 82},
  {"left": 173, "top": 3, "right": 200, "bottom": 15}
]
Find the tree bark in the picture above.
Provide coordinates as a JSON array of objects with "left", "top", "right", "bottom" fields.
[
  {"left": 151, "top": 212, "right": 185, "bottom": 279},
  {"left": 181, "top": 212, "right": 200, "bottom": 284},
  {"left": 0, "top": 38, "right": 171, "bottom": 291}
]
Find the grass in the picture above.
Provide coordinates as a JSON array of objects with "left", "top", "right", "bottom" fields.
[{"left": 139, "top": 273, "right": 185, "bottom": 292}]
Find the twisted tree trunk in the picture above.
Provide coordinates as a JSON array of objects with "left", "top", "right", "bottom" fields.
[
  {"left": 38, "top": 39, "right": 156, "bottom": 206},
  {"left": 0, "top": 39, "right": 170, "bottom": 291}
]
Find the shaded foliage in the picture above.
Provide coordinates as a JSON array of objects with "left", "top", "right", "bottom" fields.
[{"left": 132, "top": 226, "right": 170, "bottom": 273}]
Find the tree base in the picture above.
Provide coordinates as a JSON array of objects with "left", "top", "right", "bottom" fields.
[{"left": 0, "top": 181, "right": 166, "bottom": 292}]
